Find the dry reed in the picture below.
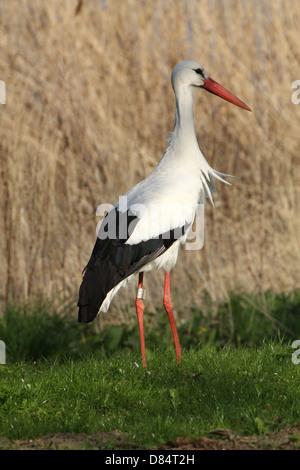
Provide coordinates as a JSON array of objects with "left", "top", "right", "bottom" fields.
[{"left": 0, "top": 0, "right": 299, "bottom": 326}]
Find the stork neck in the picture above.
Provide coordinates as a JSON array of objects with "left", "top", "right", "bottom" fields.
[{"left": 173, "top": 86, "right": 197, "bottom": 144}]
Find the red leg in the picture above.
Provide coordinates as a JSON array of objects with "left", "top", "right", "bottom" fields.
[
  {"left": 136, "top": 272, "right": 147, "bottom": 368},
  {"left": 163, "top": 272, "right": 182, "bottom": 364}
]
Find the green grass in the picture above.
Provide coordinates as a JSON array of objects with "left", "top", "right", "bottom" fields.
[
  {"left": 0, "top": 291, "right": 300, "bottom": 449},
  {"left": 0, "top": 343, "right": 299, "bottom": 448}
]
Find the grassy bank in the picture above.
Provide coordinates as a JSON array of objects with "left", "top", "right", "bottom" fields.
[
  {"left": 0, "top": 343, "right": 299, "bottom": 449},
  {"left": 0, "top": 292, "right": 299, "bottom": 448}
]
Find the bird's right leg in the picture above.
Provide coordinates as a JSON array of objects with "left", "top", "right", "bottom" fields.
[{"left": 136, "top": 272, "right": 147, "bottom": 368}]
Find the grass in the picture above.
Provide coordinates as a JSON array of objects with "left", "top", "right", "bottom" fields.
[
  {"left": 0, "top": 343, "right": 299, "bottom": 449},
  {"left": 0, "top": 292, "right": 299, "bottom": 449}
]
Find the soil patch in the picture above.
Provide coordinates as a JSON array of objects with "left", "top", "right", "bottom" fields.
[
  {"left": 1, "top": 427, "right": 299, "bottom": 450},
  {"left": 160, "top": 427, "right": 300, "bottom": 450}
]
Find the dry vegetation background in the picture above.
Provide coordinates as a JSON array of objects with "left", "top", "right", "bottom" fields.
[{"left": 0, "top": 0, "right": 299, "bottom": 325}]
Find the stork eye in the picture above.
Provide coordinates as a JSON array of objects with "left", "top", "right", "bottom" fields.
[{"left": 194, "top": 68, "right": 204, "bottom": 77}]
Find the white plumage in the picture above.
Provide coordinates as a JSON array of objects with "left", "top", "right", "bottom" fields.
[{"left": 99, "top": 61, "right": 228, "bottom": 310}]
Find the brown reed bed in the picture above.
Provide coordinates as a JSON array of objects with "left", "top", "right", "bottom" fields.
[{"left": 0, "top": 0, "right": 299, "bottom": 326}]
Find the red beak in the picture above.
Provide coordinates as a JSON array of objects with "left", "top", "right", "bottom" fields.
[{"left": 202, "top": 77, "right": 252, "bottom": 112}]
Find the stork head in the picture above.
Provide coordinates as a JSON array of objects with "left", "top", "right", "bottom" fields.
[{"left": 171, "top": 60, "right": 251, "bottom": 111}]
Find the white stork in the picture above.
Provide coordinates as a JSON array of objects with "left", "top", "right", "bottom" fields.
[{"left": 78, "top": 60, "right": 251, "bottom": 368}]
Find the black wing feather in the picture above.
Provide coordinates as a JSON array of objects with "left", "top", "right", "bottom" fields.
[{"left": 78, "top": 208, "right": 187, "bottom": 323}]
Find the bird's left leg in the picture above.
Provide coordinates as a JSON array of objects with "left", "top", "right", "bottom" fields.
[
  {"left": 163, "top": 272, "right": 182, "bottom": 364},
  {"left": 136, "top": 272, "right": 147, "bottom": 368}
]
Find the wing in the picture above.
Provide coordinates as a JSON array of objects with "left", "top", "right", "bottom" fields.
[{"left": 77, "top": 208, "right": 189, "bottom": 323}]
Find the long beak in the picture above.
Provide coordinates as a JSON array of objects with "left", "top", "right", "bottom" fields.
[{"left": 202, "top": 77, "right": 252, "bottom": 111}]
